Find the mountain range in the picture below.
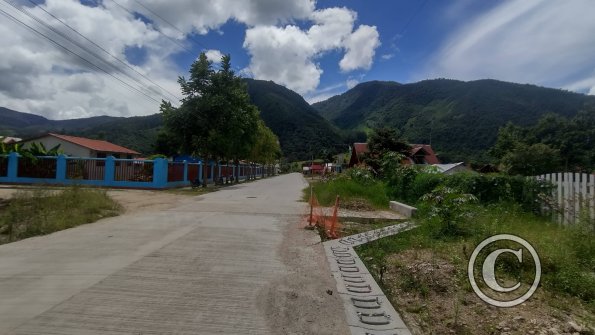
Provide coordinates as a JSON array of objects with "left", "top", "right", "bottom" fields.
[
  {"left": 313, "top": 79, "right": 595, "bottom": 162},
  {"left": 2, "top": 78, "right": 594, "bottom": 162}
]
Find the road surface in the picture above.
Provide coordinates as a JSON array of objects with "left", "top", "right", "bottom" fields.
[{"left": 0, "top": 173, "right": 348, "bottom": 334}]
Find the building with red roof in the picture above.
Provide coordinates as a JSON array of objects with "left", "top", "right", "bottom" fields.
[
  {"left": 348, "top": 142, "right": 440, "bottom": 167},
  {"left": 406, "top": 144, "right": 440, "bottom": 165},
  {"left": 348, "top": 142, "right": 370, "bottom": 167},
  {"left": 21, "top": 133, "right": 140, "bottom": 158}
]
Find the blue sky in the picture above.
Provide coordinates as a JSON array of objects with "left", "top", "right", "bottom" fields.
[
  {"left": 1, "top": 0, "right": 594, "bottom": 119},
  {"left": 168, "top": 0, "right": 503, "bottom": 102}
]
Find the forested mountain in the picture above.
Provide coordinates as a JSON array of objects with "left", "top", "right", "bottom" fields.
[
  {"left": 244, "top": 79, "right": 343, "bottom": 161},
  {"left": 3, "top": 78, "right": 594, "bottom": 162},
  {"left": 0, "top": 80, "right": 343, "bottom": 160},
  {"left": 313, "top": 79, "right": 595, "bottom": 162}
]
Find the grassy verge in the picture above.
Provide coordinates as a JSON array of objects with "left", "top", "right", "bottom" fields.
[
  {"left": 356, "top": 204, "right": 595, "bottom": 334},
  {"left": 306, "top": 177, "right": 389, "bottom": 209},
  {"left": 0, "top": 186, "right": 121, "bottom": 244}
]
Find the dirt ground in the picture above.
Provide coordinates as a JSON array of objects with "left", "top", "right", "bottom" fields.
[
  {"left": 105, "top": 189, "right": 194, "bottom": 214},
  {"left": 258, "top": 212, "right": 350, "bottom": 335},
  {"left": 380, "top": 249, "right": 594, "bottom": 335},
  {"left": 0, "top": 186, "right": 195, "bottom": 214}
]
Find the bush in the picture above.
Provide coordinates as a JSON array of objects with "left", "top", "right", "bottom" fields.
[
  {"left": 384, "top": 168, "right": 552, "bottom": 213},
  {"left": 409, "top": 172, "right": 445, "bottom": 202},
  {"left": 419, "top": 186, "right": 478, "bottom": 236},
  {"left": 442, "top": 172, "right": 552, "bottom": 212}
]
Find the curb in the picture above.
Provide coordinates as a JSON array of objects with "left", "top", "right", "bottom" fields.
[{"left": 323, "top": 223, "right": 416, "bottom": 335}]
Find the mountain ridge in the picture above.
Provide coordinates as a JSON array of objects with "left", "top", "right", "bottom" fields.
[
  {"left": 313, "top": 78, "right": 595, "bottom": 162},
  {"left": 0, "top": 79, "right": 342, "bottom": 161}
]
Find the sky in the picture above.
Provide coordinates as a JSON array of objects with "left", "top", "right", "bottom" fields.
[{"left": 0, "top": 0, "right": 594, "bottom": 120}]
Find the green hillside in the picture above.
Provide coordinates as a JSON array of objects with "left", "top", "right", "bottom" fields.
[
  {"left": 313, "top": 79, "right": 595, "bottom": 162},
  {"left": 1, "top": 80, "right": 344, "bottom": 160},
  {"left": 244, "top": 79, "right": 344, "bottom": 161}
]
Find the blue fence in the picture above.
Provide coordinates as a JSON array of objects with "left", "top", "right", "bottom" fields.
[{"left": 0, "top": 153, "right": 274, "bottom": 189}]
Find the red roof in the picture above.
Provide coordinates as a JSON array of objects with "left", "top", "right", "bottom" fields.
[
  {"left": 353, "top": 143, "right": 369, "bottom": 155},
  {"left": 48, "top": 133, "right": 140, "bottom": 155},
  {"left": 410, "top": 144, "right": 440, "bottom": 164}
]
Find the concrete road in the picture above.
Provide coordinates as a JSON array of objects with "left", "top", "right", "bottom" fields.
[{"left": 0, "top": 173, "right": 348, "bottom": 334}]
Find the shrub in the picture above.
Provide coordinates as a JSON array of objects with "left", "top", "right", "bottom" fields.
[{"left": 420, "top": 186, "right": 478, "bottom": 236}]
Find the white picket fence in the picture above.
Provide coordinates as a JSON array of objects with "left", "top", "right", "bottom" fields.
[{"left": 535, "top": 173, "right": 595, "bottom": 224}]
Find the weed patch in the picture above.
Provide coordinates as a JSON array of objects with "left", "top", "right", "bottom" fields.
[{"left": 0, "top": 186, "right": 121, "bottom": 244}]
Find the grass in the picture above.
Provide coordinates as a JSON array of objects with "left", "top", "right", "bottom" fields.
[
  {"left": 307, "top": 177, "right": 389, "bottom": 209},
  {"left": 0, "top": 186, "right": 121, "bottom": 244},
  {"left": 356, "top": 203, "right": 595, "bottom": 310}
]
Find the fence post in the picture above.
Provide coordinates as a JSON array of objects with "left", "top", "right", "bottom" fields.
[
  {"left": 183, "top": 160, "right": 188, "bottom": 183},
  {"left": 152, "top": 158, "right": 168, "bottom": 188},
  {"left": 104, "top": 156, "right": 115, "bottom": 186},
  {"left": 198, "top": 161, "right": 203, "bottom": 184},
  {"left": 210, "top": 161, "right": 215, "bottom": 183},
  {"left": 7, "top": 152, "right": 18, "bottom": 179},
  {"left": 56, "top": 154, "right": 67, "bottom": 182}
]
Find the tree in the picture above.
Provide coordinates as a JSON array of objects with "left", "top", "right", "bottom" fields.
[
  {"left": 500, "top": 143, "right": 562, "bottom": 176},
  {"left": 160, "top": 53, "right": 262, "bottom": 185},
  {"left": 491, "top": 111, "right": 595, "bottom": 173},
  {"left": 250, "top": 120, "right": 281, "bottom": 176},
  {"left": 364, "top": 127, "right": 411, "bottom": 176}
]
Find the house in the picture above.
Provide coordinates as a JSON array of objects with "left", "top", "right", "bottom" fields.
[
  {"left": 20, "top": 133, "right": 140, "bottom": 158},
  {"left": 404, "top": 144, "right": 440, "bottom": 165},
  {"left": 0, "top": 136, "right": 22, "bottom": 144},
  {"left": 432, "top": 162, "right": 468, "bottom": 175},
  {"left": 348, "top": 142, "right": 440, "bottom": 167},
  {"left": 302, "top": 162, "right": 325, "bottom": 175},
  {"left": 348, "top": 142, "right": 369, "bottom": 167}
]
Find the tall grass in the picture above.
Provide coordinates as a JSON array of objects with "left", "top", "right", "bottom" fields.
[
  {"left": 0, "top": 186, "right": 121, "bottom": 244},
  {"left": 310, "top": 177, "right": 389, "bottom": 209},
  {"left": 357, "top": 203, "right": 595, "bottom": 307}
]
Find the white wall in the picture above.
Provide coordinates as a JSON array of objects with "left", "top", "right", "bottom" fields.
[{"left": 22, "top": 136, "right": 91, "bottom": 157}]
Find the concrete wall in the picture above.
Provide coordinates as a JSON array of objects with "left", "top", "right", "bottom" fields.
[{"left": 389, "top": 201, "right": 417, "bottom": 218}]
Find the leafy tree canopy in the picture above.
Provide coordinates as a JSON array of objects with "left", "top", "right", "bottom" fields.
[
  {"left": 491, "top": 109, "right": 595, "bottom": 174},
  {"left": 364, "top": 127, "right": 411, "bottom": 175},
  {"left": 159, "top": 53, "right": 275, "bottom": 163}
]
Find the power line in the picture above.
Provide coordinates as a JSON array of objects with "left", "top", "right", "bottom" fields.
[
  {"left": 0, "top": 5, "right": 161, "bottom": 105},
  {"left": 4, "top": 0, "right": 178, "bottom": 104},
  {"left": 112, "top": 0, "right": 242, "bottom": 72},
  {"left": 109, "top": 0, "right": 195, "bottom": 55},
  {"left": 130, "top": 0, "right": 209, "bottom": 51},
  {"left": 400, "top": 0, "right": 430, "bottom": 36},
  {"left": 24, "top": 0, "right": 181, "bottom": 102}
]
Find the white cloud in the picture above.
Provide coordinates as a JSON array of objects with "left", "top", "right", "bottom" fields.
[
  {"left": 346, "top": 79, "right": 359, "bottom": 89},
  {"left": 381, "top": 54, "right": 395, "bottom": 60},
  {"left": 244, "top": 25, "right": 321, "bottom": 94},
  {"left": 424, "top": 0, "right": 595, "bottom": 95},
  {"left": 0, "top": 0, "right": 380, "bottom": 120},
  {"left": 339, "top": 25, "right": 380, "bottom": 72},
  {"left": 244, "top": 7, "right": 380, "bottom": 94},
  {"left": 205, "top": 49, "right": 224, "bottom": 63},
  {"left": 305, "top": 92, "right": 336, "bottom": 104},
  {"left": 120, "top": 0, "right": 315, "bottom": 35}
]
